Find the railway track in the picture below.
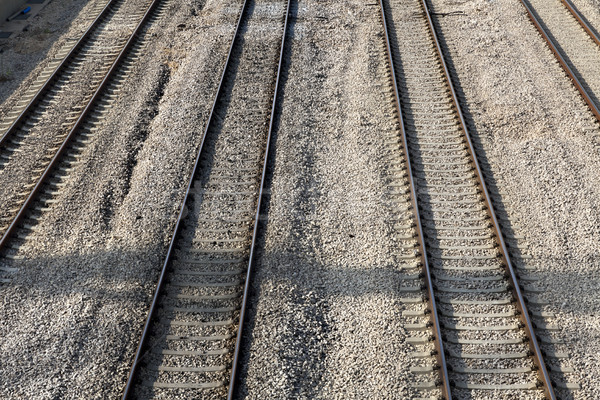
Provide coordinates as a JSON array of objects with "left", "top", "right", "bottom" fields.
[
  {"left": 520, "top": 0, "right": 600, "bottom": 122},
  {"left": 378, "top": 0, "right": 579, "bottom": 398},
  {"left": 0, "top": 0, "right": 171, "bottom": 282},
  {"left": 121, "top": 0, "right": 291, "bottom": 398},
  {"left": 0, "top": 0, "right": 165, "bottom": 253}
]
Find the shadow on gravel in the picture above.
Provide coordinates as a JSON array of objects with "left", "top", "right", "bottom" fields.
[
  {"left": 1, "top": 247, "right": 593, "bottom": 398},
  {"left": 0, "top": 244, "right": 167, "bottom": 398}
]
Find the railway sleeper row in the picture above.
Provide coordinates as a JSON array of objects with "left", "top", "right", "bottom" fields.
[
  {"left": 0, "top": 1, "right": 167, "bottom": 284},
  {"left": 121, "top": 0, "right": 291, "bottom": 397},
  {"left": 429, "top": 1, "right": 583, "bottom": 395},
  {"left": 0, "top": 0, "right": 124, "bottom": 133},
  {"left": 0, "top": 0, "right": 163, "bottom": 244},
  {"left": 380, "top": 0, "right": 579, "bottom": 397}
]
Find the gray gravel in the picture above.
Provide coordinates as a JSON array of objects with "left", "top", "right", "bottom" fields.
[{"left": 0, "top": 0, "right": 110, "bottom": 111}]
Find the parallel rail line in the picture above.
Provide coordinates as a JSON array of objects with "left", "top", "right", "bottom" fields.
[
  {"left": 121, "top": 0, "right": 291, "bottom": 397},
  {"left": 0, "top": 0, "right": 170, "bottom": 290},
  {"left": 520, "top": 0, "right": 600, "bottom": 122},
  {"left": 379, "top": 0, "right": 558, "bottom": 397},
  {"left": 0, "top": 0, "right": 112, "bottom": 135},
  {"left": 0, "top": 0, "right": 160, "bottom": 250},
  {"left": 560, "top": 0, "right": 600, "bottom": 47}
]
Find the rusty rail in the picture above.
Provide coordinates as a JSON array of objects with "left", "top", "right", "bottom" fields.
[
  {"left": 561, "top": 0, "right": 600, "bottom": 48},
  {"left": 377, "top": 0, "right": 451, "bottom": 398},
  {"left": 422, "top": 0, "right": 556, "bottom": 397}
]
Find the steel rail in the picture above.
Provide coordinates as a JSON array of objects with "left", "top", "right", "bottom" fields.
[
  {"left": 0, "top": 0, "right": 118, "bottom": 147},
  {"left": 423, "top": 0, "right": 556, "bottom": 397},
  {"left": 519, "top": 0, "right": 600, "bottom": 122},
  {"left": 227, "top": 0, "right": 292, "bottom": 397},
  {"left": 377, "top": 0, "right": 451, "bottom": 398},
  {"left": 0, "top": 0, "right": 164, "bottom": 253},
  {"left": 561, "top": 0, "right": 600, "bottom": 48},
  {"left": 120, "top": 0, "right": 251, "bottom": 397}
]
